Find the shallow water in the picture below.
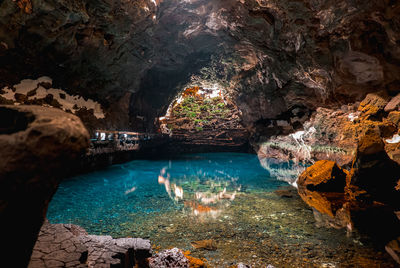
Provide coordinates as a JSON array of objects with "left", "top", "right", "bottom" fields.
[{"left": 47, "top": 153, "right": 397, "bottom": 267}]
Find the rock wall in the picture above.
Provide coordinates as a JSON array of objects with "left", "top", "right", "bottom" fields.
[
  {"left": 1, "top": 0, "right": 399, "bottom": 133},
  {"left": 0, "top": 105, "right": 89, "bottom": 267},
  {"left": 295, "top": 93, "right": 400, "bottom": 263}
]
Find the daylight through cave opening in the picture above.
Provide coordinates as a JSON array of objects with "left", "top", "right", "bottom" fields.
[{"left": 1, "top": 0, "right": 400, "bottom": 267}]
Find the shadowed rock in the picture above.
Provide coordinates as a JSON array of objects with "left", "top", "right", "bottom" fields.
[
  {"left": 0, "top": 105, "right": 89, "bottom": 267},
  {"left": 29, "top": 221, "right": 152, "bottom": 268},
  {"left": 148, "top": 248, "right": 189, "bottom": 268}
]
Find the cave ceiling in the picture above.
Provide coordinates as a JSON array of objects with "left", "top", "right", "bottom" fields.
[{"left": 0, "top": 0, "right": 399, "bottom": 130}]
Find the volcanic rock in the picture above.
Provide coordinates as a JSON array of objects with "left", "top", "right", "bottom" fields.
[
  {"left": 297, "top": 160, "right": 348, "bottom": 217},
  {"left": 29, "top": 220, "right": 152, "bottom": 268},
  {"left": 386, "top": 237, "right": 400, "bottom": 265},
  {"left": 148, "top": 248, "right": 189, "bottom": 268},
  {"left": 358, "top": 92, "right": 389, "bottom": 120},
  {"left": 0, "top": 105, "right": 89, "bottom": 267},
  {"left": 385, "top": 94, "right": 400, "bottom": 113}
]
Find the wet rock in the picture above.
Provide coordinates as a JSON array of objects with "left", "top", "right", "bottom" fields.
[
  {"left": 148, "top": 248, "right": 189, "bottom": 268},
  {"left": 274, "top": 188, "right": 294, "bottom": 198},
  {"left": 191, "top": 239, "right": 217, "bottom": 251},
  {"left": 355, "top": 126, "right": 385, "bottom": 156},
  {"left": 29, "top": 220, "right": 151, "bottom": 268},
  {"left": 298, "top": 160, "right": 348, "bottom": 193},
  {"left": 182, "top": 251, "right": 207, "bottom": 268},
  {"left": 0, "top": 105, "right": 89, "bottom": 267}
]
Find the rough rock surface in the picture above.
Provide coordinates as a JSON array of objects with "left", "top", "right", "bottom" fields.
[
  {"left": 0, "top": 105, "right": 89, "bottom": 267},
  {"left": 148, "top": 248, "right": 189, "bottom": 268},
  {"left": 296, "top": 98, "right": 400, "bottom": 251},
  {"left": 297, "top": 160, "right": 348, "bottom": 217},
  {"left": 298, "top": 160, "right": 348, "bottom": 193},
  {"left": 29, "top": 220, "right": 152, "bottom": 268},
  {"left": 386, "top": 237, "right": 400, "bottom": 265},
  {"left": 1, "top": 0, "right": 399, "bottom": 132}
]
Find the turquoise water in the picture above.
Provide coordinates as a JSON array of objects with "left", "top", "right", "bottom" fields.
[
  {"left": 47, "top": 153, "right": 284, "bottom": 234},
  {"left": 47, "top": 153, "right": 397, "bottom": 267}
]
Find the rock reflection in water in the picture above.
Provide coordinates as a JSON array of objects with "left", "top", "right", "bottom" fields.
[
  {"left": 47, "top": 153, "right": 397, "bottom": 267},
  {"left": 157, "top": 162, "right": 240, "bottom": 219}
]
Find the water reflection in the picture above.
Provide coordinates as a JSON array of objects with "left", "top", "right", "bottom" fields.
[
  {"left": 48, "top": 153, "right": 284, "bottom": 233},
  {"left": 157, "top": 163, "right": 241, "bottom": 218}
]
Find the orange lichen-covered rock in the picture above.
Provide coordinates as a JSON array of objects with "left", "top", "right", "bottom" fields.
[
  {"left": 297, "top": 160, "right": 348, "bottom": 192},
  {"left": 356, "top": 126, "right": 385, "bottom": 156},
  {"left": 358, "top": 92, "right": 389, "bottom": 119},
  {"left": 298, "top": 160, "right": 349, "bottom": 217},
  {"left": 387, "top": 111, "right": 400, "bottom": 127},
  {"left": 183, "top": 250, "right": 207, "bottom": 268},
  {"left": 16, "top": 0, "right": 33, "bottom": 14}
]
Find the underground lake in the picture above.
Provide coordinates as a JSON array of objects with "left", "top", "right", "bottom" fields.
[{"left": 47, "top": 153, "right": 397, "bottom": 267}]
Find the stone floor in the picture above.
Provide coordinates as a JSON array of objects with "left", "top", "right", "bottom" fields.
[{"left": 28, "top": 220, "right": 151, "bottom": 268}]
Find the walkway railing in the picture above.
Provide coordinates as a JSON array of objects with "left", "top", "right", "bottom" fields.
[{"left": 88, "top": 130, "right": 165, "bottom": 155}]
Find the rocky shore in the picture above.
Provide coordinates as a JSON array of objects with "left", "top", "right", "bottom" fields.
[{"left": 294, "top": 92, "right": 400, "bottom": 264}]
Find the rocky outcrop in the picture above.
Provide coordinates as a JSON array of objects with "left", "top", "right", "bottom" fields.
[
  {"left": 298, "top": 160, "right": 348, "bottom": 218},
  {"left": 29, "top": 220, "right": 152, "bottom": 268},
  {"left": 296, "top": 97, "right": 400, "bottom": 259},
  {"left": 0, "top": 105, "right": 89, "bottom": 267},
  {"left": 1, "top": 0, "right": 399, "bottom": 133}
]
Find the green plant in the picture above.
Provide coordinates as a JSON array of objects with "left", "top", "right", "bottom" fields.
[
  {"left": 187, "top": 111, "right": 197, "bottom": 118},
  {"left": 183, "top": 97, "right": 195, "bottom": 105},
  {"left": 217, "top": 102, "right": 225, "bottom": 108},
  {"left": 195, "top": 126, "right": 203, "bottom": 132}
]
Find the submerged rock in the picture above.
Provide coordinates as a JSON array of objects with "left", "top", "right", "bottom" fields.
[
  {"left": 191, "top": 239, "right": 217, "bottom": 251},
  {"left": 148, "top": 248, "right": 189, "bottom": 268}
]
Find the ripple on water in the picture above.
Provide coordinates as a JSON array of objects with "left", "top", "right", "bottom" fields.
[{"left": 47, "top": 153, "right": 397, "bottom": 267}]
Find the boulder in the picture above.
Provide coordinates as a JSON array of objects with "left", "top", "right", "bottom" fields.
[
  {"left": 297, "top": 160, "right": 348, "bottom": 192},
  {"left": 29, "top": 221, "right": 152, "bottom": 268},
  {"left": 358, "top": 92, "right": 389, "bottom": 119},
  {"left": 148, "top": 248, "right": 189, "bottom": 268},
  {"left": 387, "top": 111, "right": 400, "bottom": 127},
  {"left": 356, "top": 126, "right": 384, "bottom": 156},
  {"left": 0, "top": 105, "right": 89, "bottom": 267},
  {"left": 297, "top": 160, "right": 349, "bottom": 217},
  {"left": 351, "top": 127, "right": 400, "bottom": 208},
  {"left": 386, "top": 237, "right": 400, "bottom": 265},
  {"left": 385, "top": 94, "right": 400, "bottom": 112}
]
